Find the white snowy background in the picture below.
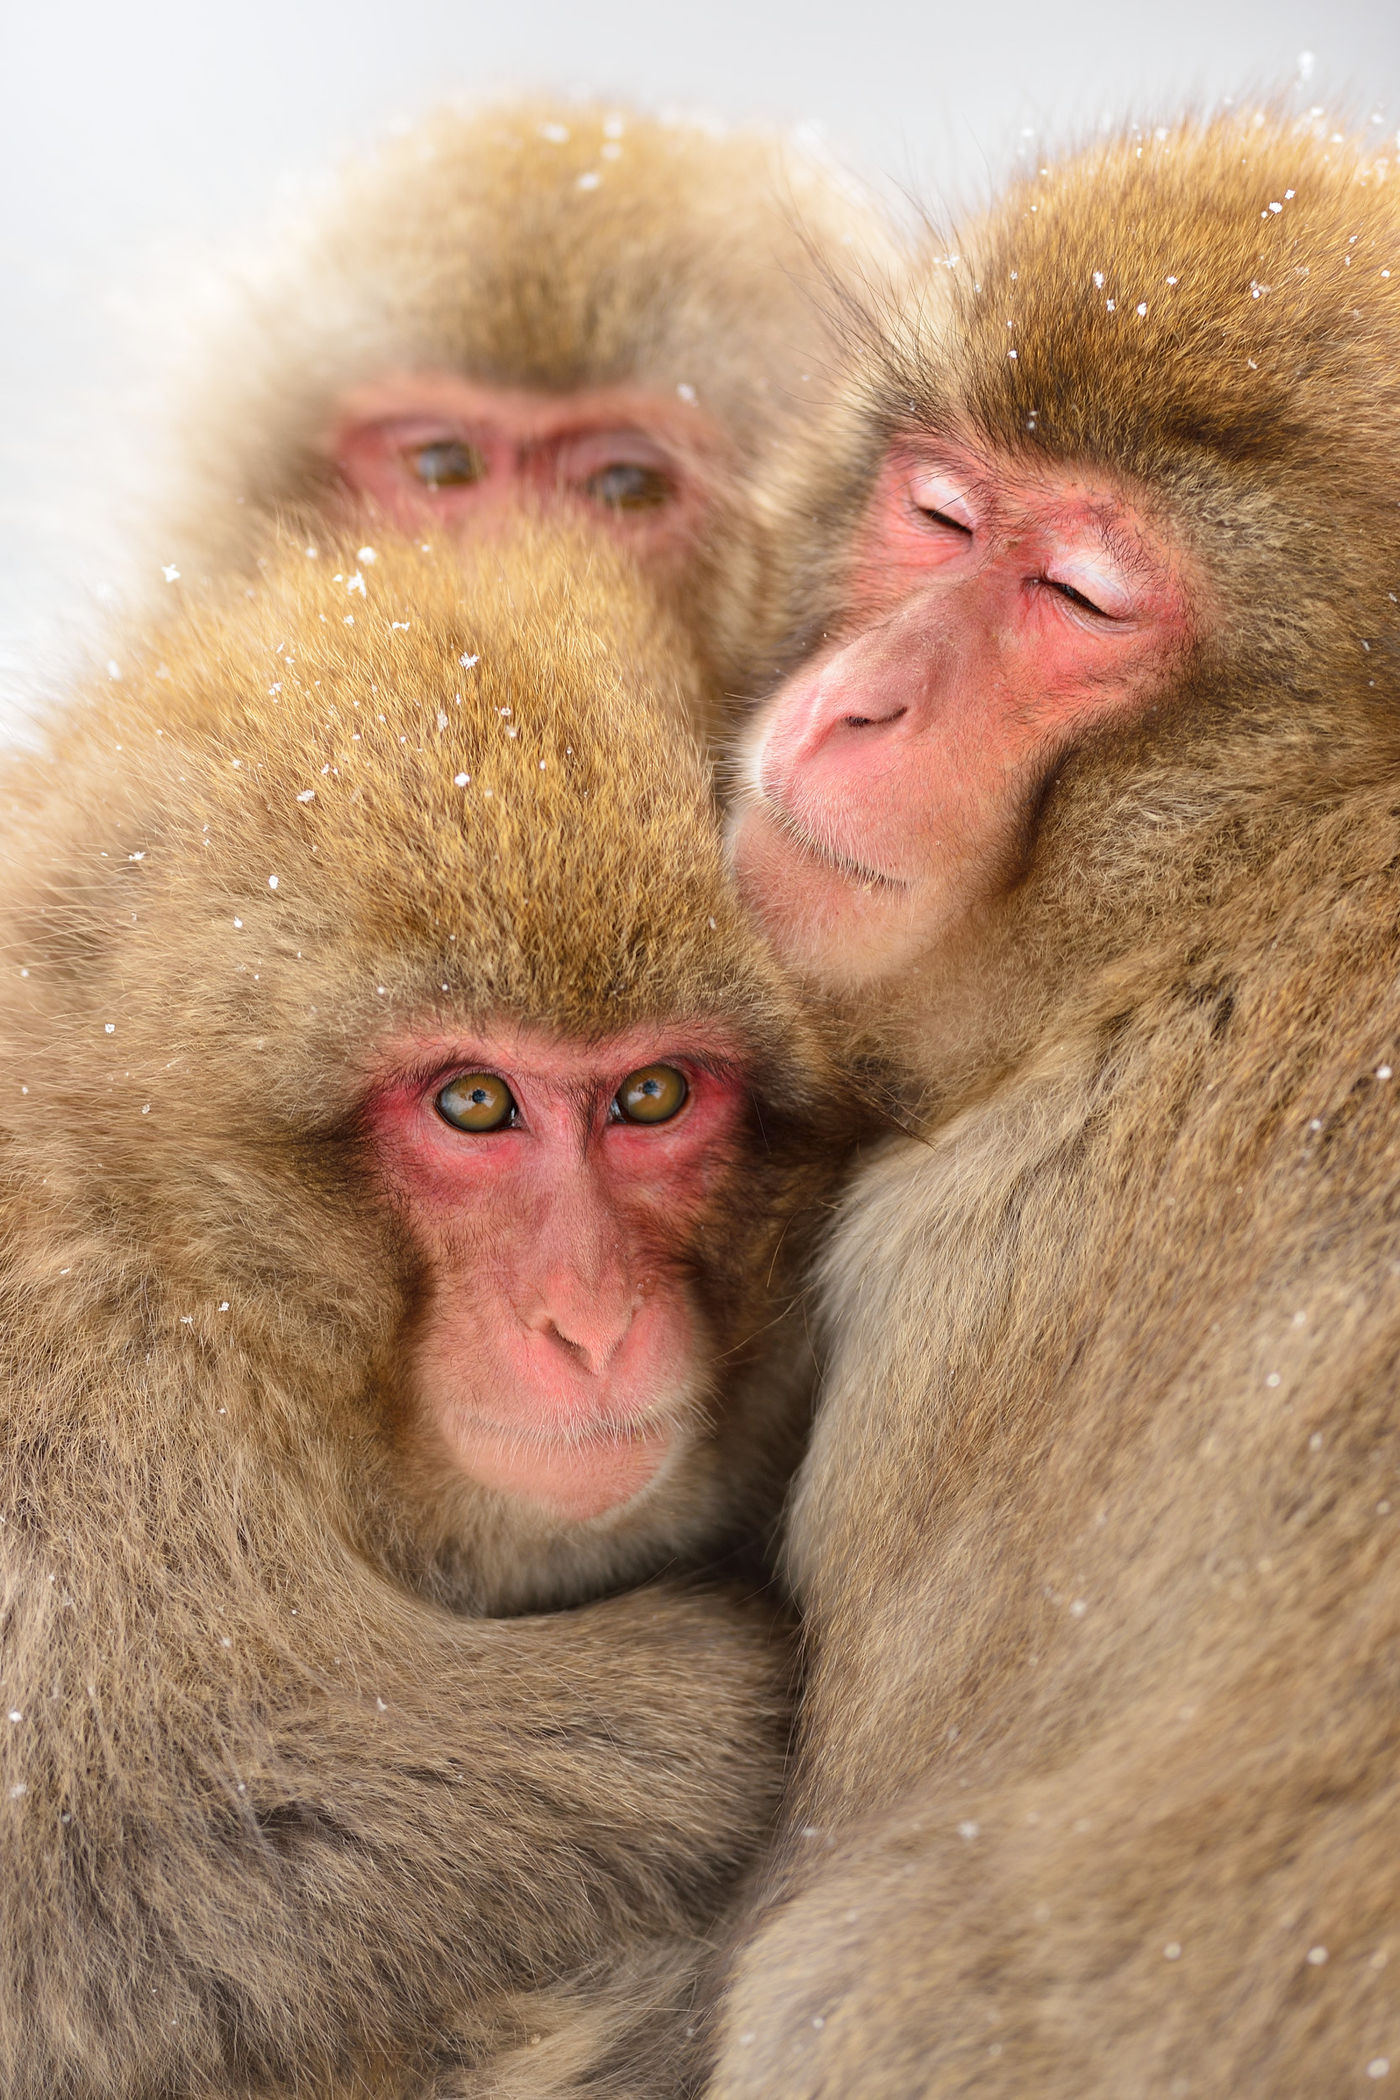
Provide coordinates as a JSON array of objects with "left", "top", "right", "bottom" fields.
[{"left": 2, "top": 0, "right": 1397, "bottom": 735}]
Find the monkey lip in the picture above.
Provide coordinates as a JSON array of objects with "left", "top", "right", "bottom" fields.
[
  {"left": 746, "top": 788, "right": 910, "bottom": 894},
  {"left": 410, "top": 1290, "right": 714, "bottom": 1527},
  {"left": 445, "top": 1410, "right": 681, "bottom": 1523}
]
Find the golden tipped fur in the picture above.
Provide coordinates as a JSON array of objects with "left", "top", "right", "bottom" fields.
[
  {"left": 707, "top": 114, "right": 1400, "bottom": 2097},
  {"left": 153, "top": 99, "right": 891, "bottom": 703},
  {"left": 0, "top": 528, "right": 844, "bottom": 2098}
]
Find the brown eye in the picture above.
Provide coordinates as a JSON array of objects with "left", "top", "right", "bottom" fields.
[
  {"left": 411, "top": 440, "right": 486, "bottom": 489},
  {"left": 614, "top": 1064, "right": 689, "bottom": 1124},
  {"left": 583, "top": 463, "right": 673, "bottom": 511},
  {"left": 437, "top": 1072, "right": 515, "bottom": 1132}
]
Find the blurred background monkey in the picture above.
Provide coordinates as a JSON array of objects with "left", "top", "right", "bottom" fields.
[
  {"left": 0, "top": 526, "right": 857, "bottom": 2098},
  {"left": 147, "top": 99, "right": 891, "bottom": 727}
]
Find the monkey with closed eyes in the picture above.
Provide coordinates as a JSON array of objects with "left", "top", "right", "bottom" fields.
[{"left": 706, "top": 109, "right": 1400, "bottom": 2099}]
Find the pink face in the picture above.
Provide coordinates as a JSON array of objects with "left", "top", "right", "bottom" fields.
[
  {"left": 330, "top": 373, "right": 724, "bottom": 573},
  {"left": 732, "top": 441, "right": 1205, "bottom": 984},
  {"left": 366, "top": 1022, "right": 749, "bottom": 1524}
]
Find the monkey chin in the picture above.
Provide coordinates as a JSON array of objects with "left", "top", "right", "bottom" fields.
[
  {"left": 729, "top": 796, "right": 925, "bottom": 992},
  {"left": 448, "top": 1414, "right": 685, "bottom": 1525}
]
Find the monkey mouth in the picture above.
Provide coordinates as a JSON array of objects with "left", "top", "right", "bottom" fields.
[
  {"left": 447, "top": 1409, "right": 687, "bottom": 1523},
  {"left": 438, "top": 1371, "right": 708, "bottom": 1524},
  {"left": 745, "top": 786, "right": 910, "bottom": 894}
]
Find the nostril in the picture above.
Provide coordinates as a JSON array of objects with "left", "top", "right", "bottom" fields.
[
  {"left": 537, "top": 1314, "right": 628, "bottom": 1377},
  {"left": 543, "top": 1323, "right": 587, "bottom": 1365}
]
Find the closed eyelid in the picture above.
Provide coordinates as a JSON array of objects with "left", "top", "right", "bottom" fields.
[
  {"left": 1044, "top": 554, "right": 1135, "bottom": 616},
  {"left": 907, "top": 473, "right": 977, "bottom": 527}
]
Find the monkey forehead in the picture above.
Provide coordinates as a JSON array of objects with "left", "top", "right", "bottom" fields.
[
  {"left": 163, "top": 522, "right": 711, "bottom": 798},
  {"left": 325, "top": 104, "right": 861, "bottom": 403},
  {"left": 226, "top": 538, "right": 738, "bottom": 980},
  {"left": 67, "top": 525, "right": 820, "bottom": 1103},
  {"left": 870, "top": 114, "right": 1400, "bottom": 560}
]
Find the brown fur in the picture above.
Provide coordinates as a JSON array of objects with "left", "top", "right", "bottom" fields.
[
  {"left": 150, "top": 99, "right": 891, "bottom": 713},
  {"left": 707, "top": 113, "right": 1400, "bottom": 2095},
  {"left": 0, "top": 526, "right": 850, "bottom": 2097}
]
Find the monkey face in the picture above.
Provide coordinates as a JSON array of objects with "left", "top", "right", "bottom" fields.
[
  {"left": 730, "top": 440, "right": 1206, "bottom": 990},
  {"left": 328, "top": 373, "right": 725, "bottom": 583},
  {"left": 11, "top": 527, "right": 845, "bottom": 1610},
  {"left": 366, "top": 1021, "right": 750, "bottom": 1524}
]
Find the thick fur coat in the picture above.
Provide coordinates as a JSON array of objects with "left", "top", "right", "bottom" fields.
[
  {"left": 0, "top": 530, "right": 838, "bottom": 2098},
  {"left": 708, "top": 113, "right": 1400, "bottom": 2098}
]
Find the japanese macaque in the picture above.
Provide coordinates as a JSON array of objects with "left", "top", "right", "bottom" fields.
[
  {"left": 709, "top": 114, "right": 1400, "bottom": 2095},
  {"left": 154, "top": 99, "right": 888, "bottom": 719},
  {"left": 0, "top": 525, "right": 853, "bottom": 2099}
]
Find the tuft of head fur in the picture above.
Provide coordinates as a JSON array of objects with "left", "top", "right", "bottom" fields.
[{"left": 151, "top": 98, "right": 894, "bottom": 699}]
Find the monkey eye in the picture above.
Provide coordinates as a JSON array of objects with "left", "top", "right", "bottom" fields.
[
  {"left": 436, "top": 1071, "right": 517, "bottom": 1132},
  {"left": 915, "top": 503, "right": 974, "bottom": 536},
  {"left": 583, "top": 463, "right": 674, "bottom": 511},
  {"left": 613, "top": 1064, "right": 689, "bottom": 1124},
  {"left": 1044, "top": 576, "right": 1106, "bottom": 614},
  {"left": 907, "top": 471, "right": 975, "bottom": 535},
  {"left": 1039, "top": 556, "right": 1131, "bottom": 621},
  {"left": 410, "top": 440, "right": 487, "bottom": 489}
]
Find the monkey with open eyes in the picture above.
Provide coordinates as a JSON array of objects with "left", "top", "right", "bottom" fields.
[
  {"left": 0, "top": 526, "right": 859, "bottom": 2100},
  {"left": 149, "top": 98, "right": 890, "bottom": 729},
  {"left": 698, "top": 112, "right": 1400, "bottom": 2097}
]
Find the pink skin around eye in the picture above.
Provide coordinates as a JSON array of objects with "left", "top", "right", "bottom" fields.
[
  {"left": 365, "top": 1022, "right": 749, "bottom": 1522},
  {"left": 905, "top": 470, "right": 977, "bottom": 530},
  {"left": 327, "top": 372, "right": 725, "bottom": 561},
  {"left": 730, "top": 440, "right": 1204, "bottom": 984}
]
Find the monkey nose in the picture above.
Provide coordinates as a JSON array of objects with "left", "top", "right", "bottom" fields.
[{"left": 527, "top": 1296, "right": 636, "bottom": 1378}]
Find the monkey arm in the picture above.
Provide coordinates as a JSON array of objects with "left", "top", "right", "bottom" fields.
[
  {"left": 433, "top": 1937, "right": 722, "bottom": 2100},
  {"left": 0, "top": 1436, "right": 791, "bottom": 2100}
]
